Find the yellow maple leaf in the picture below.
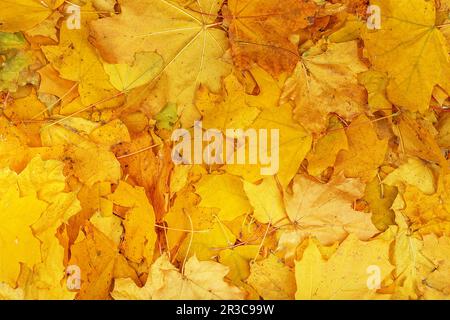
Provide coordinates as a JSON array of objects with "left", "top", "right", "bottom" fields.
[
  {"left": 243, "top": 177, "right": 287, "bottom": 225},
  {"left": 395, "top": 113, "right": 447, "bottom": 167},
  {"left": 42, "top": 2, "right": 123, "bottom": 110},
  {"left": 391, "top": 230, "right": 432, "bottom": 299},
  {"left": 226, "top": 0, "right": 317, "bottom": 76},
  {"left": 171, "top": 208, "right": 236, "bottom": 261},
  {"left": 225, "top": 103, "right": 312, "bottom": 188},
  {"left": 362, "top": 0, "right": 450, "bottom": 112},
  {"left": 306, "top": 116, "right": 349, "bottom": 176},
  {"left": 196, "top": 73, "right": 260, "bottom": 131},
  {"left": 358, "top": 70, "right": 392, "bottom": 113},
  {"left": 0, "top": 167, "right": 47, "bottom": 286},
  {"left": 25, "top": 11, "right": 62, "bottom": 41},
  {"left": 15, "top": 156, "right": 80, "bottom": 299},
  {"left": 421, "top": 234, "right": 450, "bottom": 298},
  {"left": 89, "top": 212, "right": 123, "bottom": 246},
  {"left": 112, "top": 254, "right": 244, "bottom": 300},
  {"left": 195, "top": 173, "right": 252, "bottom": 221},
  {"left": 4, "top": 91, "right": 48, "bottom": 121},
  {"left": 89, "top": 119, "right": 131, "bottom": 147},
  {"left": 218, "top": 245, "right": 260, "bottom": 284},
  {"left": 247, "top": 254, "right": 296, "bottom": 300},
  {"left": 2, "top": 157, "right": 76, "bottom": 290},
  {"left": 401, "top": 175, "right": 450, "bottom": 236},
  {"left": 0, "top": 118, "right": 30, "bottom": 172},
  {"left": 164, "top": 188, "right": 239, "bottom": 262},
  {"left": 108, "top": 181, "right": 157, "bottom": 264},
  {"left": 383, "top": 157, "right": 436, "bottom": 195},
  {"left": 91, "top": 0, "right": 231, "bottom": 106},
  {"left": 24, "top": 232, "right": 76, "bottom": 300},
  {"left": 0, "top": 0, "right": 63, "bottom": 32},
  {"left": 285, "top": 174, "right": 379, "bottom": 245},
  {"left": 282, "top": 41, "right": 368, "bottom": 134},
  {"left": 69, "top": 224, "right": 139, "bottom": 300},
  {"left": 103, "top": 52, "right": 163, "bottom": 92},
  {"left": 335, "top": 114, "right": 388, "bottom": 182},
  {"left": 40, "top": 123, "right": 121, "bottom": 187},
  {"left": 37, "top": 65, "right": 79, "bottom": 108},
  {"left": 387, "top": 214, "right": 450, "bottom": 299},
  {"left": 295, "top": 234, "right": 393, "bottom": 299}
]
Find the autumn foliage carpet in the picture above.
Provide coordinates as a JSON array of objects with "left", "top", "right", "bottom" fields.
[{"left": 0, "top": 0, "right": 450, "bottom": 300}]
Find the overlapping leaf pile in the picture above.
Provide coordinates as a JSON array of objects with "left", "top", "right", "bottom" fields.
[{"left": 0, "top": 0, "right": 450, "bottom": 300}]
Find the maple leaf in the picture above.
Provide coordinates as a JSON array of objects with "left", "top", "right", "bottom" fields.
[
  {"left": 25, "top": 11, "right": 61, "bottom": 42},
  {"left": 401, "top": 175, "right": 450, "bottom": 236},
  {"left": 0, "top": 0, "right": 63, "bottom": 32},
  {"left": 386, "top": 214, "right": 450, "bottom": 299},
  {"left": 17, "top": 156, "right": 80, "bottom": 299},
  {"left": 24, "top": 232, "right": 77, "bottom": 300},
  {"left": 0, "top": 155, "right": 80, "bottom": 298},
  {"left": 112, "top": 132, "right": 173, "bottom": 217},
  {"left": 89, "top": 119, "right": 131, "bottom": 147},
  {"left": 3, "top": 91, "right": 48, "bottom": 121},
  {"left": 284, "top": 173, "right": 379, "bottom": 246},
  {"left": 2, "top": 0, "right": 450, "bottom": 302},
  {"left": 42, "top": 3, "right": 123, "bottom": 111},
  {"left": 112, "top": 254, "right": 244, "bottom": 300},
  {"left": 225, "top": 0, "right": 317, "bottom": 76},
  {"left": 247, "top": 255, "right": 296, "bottom": 300},
  {"left": 195, "top": 172, "right": 252, "bottom": 221},
  {"left": 225, "top": 103, "right": 312, "bottom": 188},
  {"left": 69, "top": 224, "right": 139, "bottom": 300},
  {"left": 295, "top": 234, "right": 393, "bottom": 299},
  {"left": 40, "top": 122, "right": 121, "bottom": 187},
  {"left": 421, "top": 234, "right": 450, "bottom": 298},
  {"left": 245, "top": 66, "right": 288, "bottom": 110},
  {"left": 108, "top": 181, "right": 157, "bottom": 264},
  {"left": 383, "top": 157, "right": 436, "bottom": 195},
  {"left": 362, "top": 0, "right": 450, "bottom": 112},
  {"left": 358, "top": 70, "right": 392, "bottom": 113},
  {"left": 196, "top": 73, "right": 260, "bottom": 131},
  {"left": 37, "top": 65, "right": 78, "bottom": 108},
  {"left": 90, "top": 211, "right": 123, "bottom": 246},
  {"left": 218, "top": 245, "right": 260, "bottom": 285},
  {"left": 390, "top": 223, "right": 435, "bottom": 299},
  {"left": 0, "top": 168, "right": 46, "bottom": 286},
  {"left": 394, "top": 113, "right": 448, "bottom": 168},
  {"left": 103, "top": 52, "right": 164, "bottom": 92},
  {"left": 305, "top": 116, "right": 348, "bottom": 176},
  {"left": 243, "top": 177, "right": 287, "bottom": 225},
  {"left": 91, "top": 0, "right": 231, "bottom": 106},
  {"left": 163, "top": 189, "right": 236, "bottom": 261},
  {"left": 282, "top": 41, "right": 368, "bottom": 134},
  {"left": 335, "top": 114, "right": 388, "bottom": 182},
  {"left": 0, "top": 118, "right": 30, "bottom": 172}
]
